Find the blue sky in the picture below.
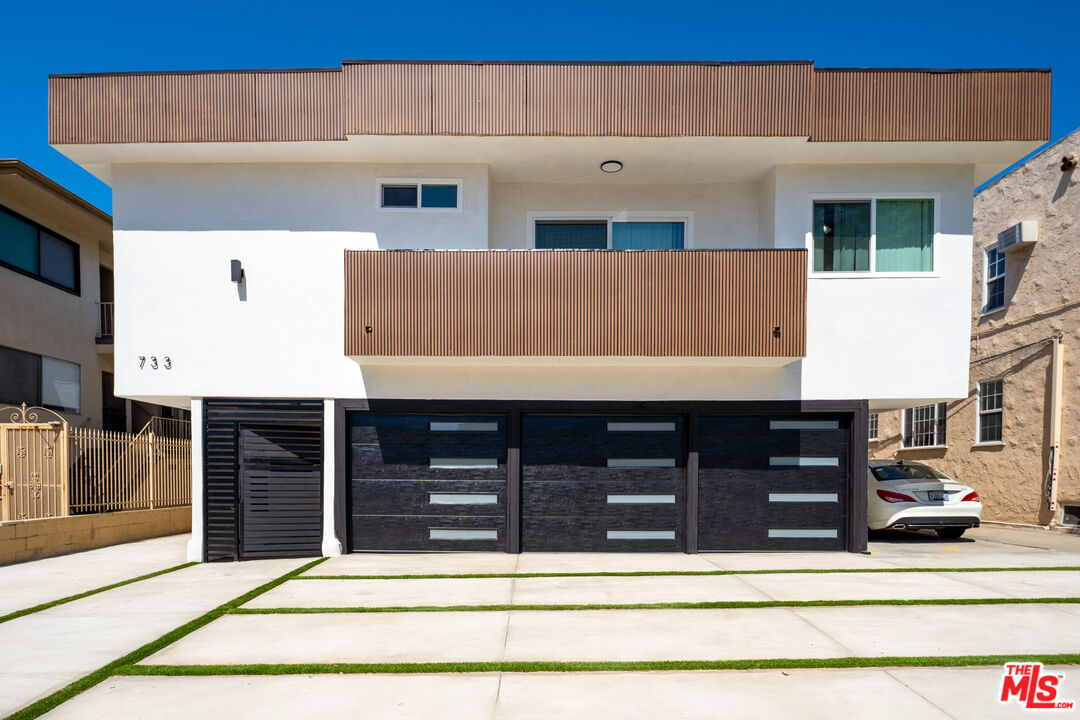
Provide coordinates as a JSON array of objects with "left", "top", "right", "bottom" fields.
[{"left": 2, "top": 0, "right": 1076, "bottom": 214}]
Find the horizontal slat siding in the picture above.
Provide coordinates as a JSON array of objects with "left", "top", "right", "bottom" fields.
[
  {"left": 811, "top": 69, "right": 1052, "bottom": 142},
  {"left": 51, "top": 63, "right": 1050, "bottom": 143},
  {"left": 344, "top": 250, "right": 807, "bottom": 358},
  {"left": 203, "top": 399, "right": 323, "bottom": 562}
]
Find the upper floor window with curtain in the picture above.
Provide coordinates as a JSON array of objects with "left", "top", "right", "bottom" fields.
[{"left": 812, "top": 198, "right": 934, "bottom": 273}]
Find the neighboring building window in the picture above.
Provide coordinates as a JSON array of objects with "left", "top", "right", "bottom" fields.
[
  {"left": 902, "top": 402, "right": 947, "bottom": 448},
  {"left": 812, "top": 198, "right": 934, "bottom": 273},
  {"left": 378, "top": 180, "right": 460, "bottom": 210},
  {"left": 984, "top": 247, "right": 1006, "bottom": 312},
  {"left": 868, "top": 413, "right": 879, "bottom": 442},
  {"left": 977, "top": 379, "right": 1003, "bottom": 444},
  {"left": 533, "top": 216, "right": 687, "bottom": 249},
  {"left": 0, "top": 344, "right": 81, "bottom": 414},
  {"left": 0, "top": 204, "right": 80, "bottom": 293}
]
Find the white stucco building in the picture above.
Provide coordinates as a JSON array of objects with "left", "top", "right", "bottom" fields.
[{"left": 48, "top": 60, "right": 1050, "bottom": 560}]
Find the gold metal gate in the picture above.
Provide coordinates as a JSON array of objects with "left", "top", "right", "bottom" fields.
[{"left": 0, "top": 405, "right": 69, "bottom": 522}]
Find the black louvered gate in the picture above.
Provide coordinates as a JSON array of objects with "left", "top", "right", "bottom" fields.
[{"left": 204, "top": 400, "right": 323, "bottom": 561}]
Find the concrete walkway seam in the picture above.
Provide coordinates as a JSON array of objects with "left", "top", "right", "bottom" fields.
[
  {"left": 115, "top": 653, "right": 1080, "bottom": 676},
  {"left": 297, "top": 565, "right": 1080, "bottom": 581},
  {"left": 0, "top": 562, "right": 197, "bottom": 625},
  {"left": 1, "top": 557, "right": 326, "bottom": 720}
]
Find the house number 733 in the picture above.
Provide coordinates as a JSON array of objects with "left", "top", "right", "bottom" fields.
[{"left": 138, "top": 356, "right": 172, "bottom": 370}]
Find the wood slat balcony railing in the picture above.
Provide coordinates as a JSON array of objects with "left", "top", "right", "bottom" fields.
[{"left": 344, "top": 249, "right": 806, "bottom": 358}]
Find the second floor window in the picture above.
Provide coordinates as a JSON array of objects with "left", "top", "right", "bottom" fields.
[
  {"left": 868, "top": 413, "right": 879, "bottom": 442},
  {"left": 984, "top": 247, "right": 1006, "bottom": 312},
  {"left": 378, "top": 180, "right": 460, "bottom": 211},
  {"left": 0, "top": 204, "right": 80, "bottom": 293},
  {"left": 977, "top": 379, "right": 1004, "bottom": 444},
  {"left": 812, "top": 198, "right": 934, "bottom": 273},
  {"left": 902, "top": 402, "right": 947, "bottom": 448},
  {"left": 533, "top": 216, "right": 686, "bottom": 249}
]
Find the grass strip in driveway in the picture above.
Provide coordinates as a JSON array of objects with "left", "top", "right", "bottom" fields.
[
  {"left": 298, "top": 566, "right": 1080, "bottom": 581},
  {"left": 2, "top": 557, "right": 326, "bottom": 720},
  {"left": 118, "top": 653, "right": 1080, "bottom": 676},
  {"left": 0, "top": 562, "right": 197, "bottom": 625},
  {"left": 230, "top": 596, "right": 1080, "bottom": 614}
]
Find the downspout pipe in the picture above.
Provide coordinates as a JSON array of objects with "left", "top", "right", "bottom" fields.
[{"left": 1047, "top": 332, "right": 1065, "bottom": 526}]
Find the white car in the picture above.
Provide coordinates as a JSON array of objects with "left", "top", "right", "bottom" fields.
[{"left": 867, "top": 460, "right": 982, "bottom": 538}]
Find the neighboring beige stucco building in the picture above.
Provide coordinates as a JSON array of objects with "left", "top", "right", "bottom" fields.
[
  {"left": 873, "top": 128, "right": 1080, "bottom": 528},
  {"left": 0, "top": 160, "right": 116, "bottom": 428}
]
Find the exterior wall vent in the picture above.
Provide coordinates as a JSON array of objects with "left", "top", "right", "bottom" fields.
[{"left": 999, "top": 220, "right": 1038, "bottom": 253}]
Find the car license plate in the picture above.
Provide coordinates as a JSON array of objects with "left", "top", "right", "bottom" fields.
[{"left": 928, "top": 491, "right": 946, "bottom": 502}]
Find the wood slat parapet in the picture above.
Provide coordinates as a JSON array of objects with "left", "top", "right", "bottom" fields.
[
  {"left": 48, "top": 63, "right": 1050, "bottom": 143},
  {"left": 344, "top": 249, "right": 807, "bottom": 358}
]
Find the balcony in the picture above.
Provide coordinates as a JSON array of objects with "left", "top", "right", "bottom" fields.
[
  {"left": 344, "top": 249, "right": 806, "bottom": 360},
  {"left": 96, "top": 301, "right": 114, "bottom": 347}
]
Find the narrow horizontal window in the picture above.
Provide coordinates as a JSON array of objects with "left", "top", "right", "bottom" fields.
[
  {"left": 429, "top": 458, "right": 498, "bottom": 469},
  {"left": 611, "top": 221, "right": 685, "bottom": 249},
  {"left": 535, "top": 220, "right": 607, "bottom": 249},
  {"left": 607, "top": 458, "right": 676, "bottom": 468},
  {"left": 381, "top": 184, "right": 418, "bottom": 208},
  {"left": 769, "top": 420, "right": 839, "bottom": 430},
  {"left": 607, "top": 530, "right": 676, "bottom": 540},
  {"left": 0, "top": 204, "right": 80, "bottom": 293},
  {"left": 607, "top": 422, "right": 677, "bottom": 432},
  {"left": 429, "top": 528, "right": 497, "bottom": 540},
  {"left": 607, "top": 494, "right": 677, "bottom": 504},
  {"left": 429, "top": 493, "right": 499, "bottom": 505},
  {"left": 768, "top": 529, "right": 838, "bottom": 539},
  {"left": 421, "top": 184, "right": 458, "bottom": 209},
  {"left": 429, "top": 421, "right": 499, "bottom": 432},
  {"left": 768, "top": 493, "right": 839, "bottom": 503},
  {"left": 769, "top": 457, "right": 839, "bottom": 467}
]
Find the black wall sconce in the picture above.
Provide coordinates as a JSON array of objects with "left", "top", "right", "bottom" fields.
[{"left": 230, "top": 259, "right": 245, "bottom": 283}]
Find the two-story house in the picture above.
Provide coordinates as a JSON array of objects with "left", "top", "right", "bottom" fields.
[
  {"left": 872, "top": 127, "right": 1078, "bottom": 529},
  {"left": 46, "top": 61, "right": 1050, "bottom": 561}
]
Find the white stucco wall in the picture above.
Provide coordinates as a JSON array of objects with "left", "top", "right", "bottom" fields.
[
  {"left": 769, "top": 165, "right": 974, "bottom": 406},
  {"left": 109, "top": 161, "right": 973, "bottom": 407}
]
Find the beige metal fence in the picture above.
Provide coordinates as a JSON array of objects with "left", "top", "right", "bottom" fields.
[{"left": 0, "top": 404, "right": 191, "bottom": 521}]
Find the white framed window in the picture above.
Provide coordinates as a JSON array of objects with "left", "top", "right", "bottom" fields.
[
  {"left": 377, "top": 178, "right": 461, "bottom": 212},
  {"left": 868, "top": 413, "right": 879, "bottom": 442},
  {"left": 983, "top": 246, "right": 1006, "bottom": 313},
  {"left": 976, "top": 379, "right": 1003, "bottom": 444},
  {"left": 809, "top": 195, "right": 938, "bottom": 274},
  {"left": 902, "top": 402, "right": 947, "bottom": 449},
  {"left": 526, "top": 211, "right": 694, "bottom": 249}
]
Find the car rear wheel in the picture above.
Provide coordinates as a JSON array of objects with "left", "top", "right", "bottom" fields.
[{"left": 935, "top": 527, "right": 966, "bottom": 539}]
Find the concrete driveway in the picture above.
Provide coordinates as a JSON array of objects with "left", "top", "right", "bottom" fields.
[{"left": 2, "top": 525, "right": 1078, "bottom": 719}]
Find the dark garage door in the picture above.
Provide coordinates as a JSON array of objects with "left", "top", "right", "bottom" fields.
[
  {"left": 239, "top": 424, "right": 323, "bottom": 559},
  {"left": 522, "top": 415, "right": 686, "bottom": 551},
  {"left": 698, "top": 415, "right": 849, "bottom": 551},
  {"left": 349, "top": 413, "right": 507, "bottom": 551}
]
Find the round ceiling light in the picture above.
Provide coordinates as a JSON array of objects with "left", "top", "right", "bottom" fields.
[{"left": 600, "top": 160, "right": 623, "bottom": 173}]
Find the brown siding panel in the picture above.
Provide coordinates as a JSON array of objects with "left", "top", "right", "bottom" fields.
[
  {"left": 255, "top": 71, "right": 342, "bottom": 141},
  {"left": 344, "top": 249, "right": 807, "bottom": 358},
  {"left": 48, "top": 63, "right": 1050, "bottom": 144},
  {"left": 165, "top": 73, "right": 256, "bottom": 143},
  {"left": 811, "top": 69, "right": 1051, "bottom": 142}
]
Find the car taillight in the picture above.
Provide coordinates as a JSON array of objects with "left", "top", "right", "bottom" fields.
[
  {"left": 962, "top": 491, "right": 980, "bottom": 503},
  {"left": 877, "top": 489, "right": 917, "bottom": 503}
]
